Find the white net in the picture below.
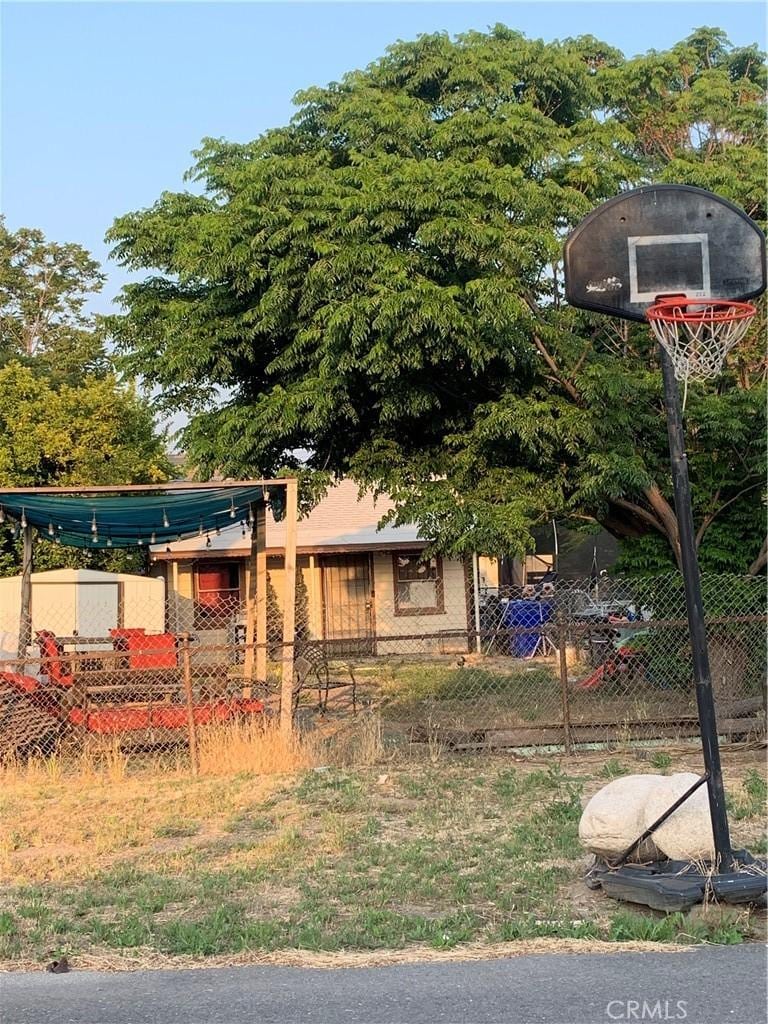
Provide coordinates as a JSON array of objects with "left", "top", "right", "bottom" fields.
[{"left": 646, "top": 299, "right": 756, "bottom": 383}]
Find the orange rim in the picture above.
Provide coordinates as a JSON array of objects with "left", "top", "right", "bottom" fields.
[{"left": 646, "top": 298, "right": 757, "bottom": 324}]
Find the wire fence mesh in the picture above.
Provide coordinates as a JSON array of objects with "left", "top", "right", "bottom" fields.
[{"left": 0, "top": 556, "right": 764, "bottom": 773}]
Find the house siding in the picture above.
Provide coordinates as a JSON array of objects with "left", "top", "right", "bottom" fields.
[{"left": 372, "top": 553, "right": 470, "bottom": 655}]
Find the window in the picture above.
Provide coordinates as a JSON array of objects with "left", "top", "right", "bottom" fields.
[
  {"left": 393, "top": 552, "right": 444, "bottom": 615},
  {"left": 194, "top": 561, "right": 241, "bottom": 625}
]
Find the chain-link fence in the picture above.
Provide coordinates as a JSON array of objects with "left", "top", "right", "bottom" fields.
[{"left": 0, "top": 557, "right": 764, "bottom": 771}]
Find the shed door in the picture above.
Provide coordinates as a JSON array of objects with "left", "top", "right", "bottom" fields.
[
  {"left": 321, "top": 555, "right": 373, "bottom": 655},
  {"left": 77, "top": 584, "right": 119, "bottom": 640}
]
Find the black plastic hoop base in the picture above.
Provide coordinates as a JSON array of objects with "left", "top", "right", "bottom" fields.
[{"left": 586, "top": 850, "right": 767, "bottom": 913}]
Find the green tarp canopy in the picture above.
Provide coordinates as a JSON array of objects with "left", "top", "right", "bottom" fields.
[{"left": 0, "top": 486, "right": 275, "bottom": 548}]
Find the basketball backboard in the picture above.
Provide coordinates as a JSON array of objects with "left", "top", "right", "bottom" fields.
[{"left": 563, "top": 185, "right": 766, "bottom": 322}]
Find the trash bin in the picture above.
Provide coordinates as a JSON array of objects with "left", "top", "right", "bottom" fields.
[{"left": 503, "top": 600, "right": 553, "bottom": 658}]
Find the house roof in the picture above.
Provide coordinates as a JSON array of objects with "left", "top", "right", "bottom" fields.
[{"left": 150, "top": 479, "right": 424, "bottom": 561}]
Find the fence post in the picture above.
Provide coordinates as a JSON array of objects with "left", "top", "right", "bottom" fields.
[
  {"left": 557, "top": 614, "right": 573, "bottom": 755},
  {"left": 180, "top": 632, "right": 199, "bottom": 776}
]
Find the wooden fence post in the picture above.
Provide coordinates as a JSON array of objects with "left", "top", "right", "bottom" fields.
[{"left": 180, "top": 632, "right": 199, "bottom": 775}]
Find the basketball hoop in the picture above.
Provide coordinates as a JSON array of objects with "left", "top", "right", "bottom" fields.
[{"left": 646, "top": 298, "right": 757, "bottom": 383}]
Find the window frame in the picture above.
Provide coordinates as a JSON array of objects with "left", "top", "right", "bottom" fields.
[{"left": 392, "top": 551, "right": 445, "bottom": 617}]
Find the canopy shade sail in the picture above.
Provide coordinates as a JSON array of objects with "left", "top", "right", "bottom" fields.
[{"left": 0, "top": 484, "right": 279, "bottom": 549}]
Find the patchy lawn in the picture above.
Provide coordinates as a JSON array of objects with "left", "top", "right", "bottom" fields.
[{"left": 0, "top": 741, "right": 765, "bottom": 969}]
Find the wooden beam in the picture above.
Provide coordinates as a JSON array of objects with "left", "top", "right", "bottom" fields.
[
  {"left": 17, "top": 525, "right": 34, "bottom": 660},
  {"left": 0, "top": 480, "right": 287, "bottom": 494},
  {"left": 280, "top": 478, "right": 298, "bottom": 737},
  {"left": 244, "top": 503, "right": 268, "bottom": 692},
  {"left": 255, "top": 504, "right": 268, "bottom": 688}
]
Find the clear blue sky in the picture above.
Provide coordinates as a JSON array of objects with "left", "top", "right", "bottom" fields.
[{"left": 2, "top": 1, "right": 765, "bottom": 314}]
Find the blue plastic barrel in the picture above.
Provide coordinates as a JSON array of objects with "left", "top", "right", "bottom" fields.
[{"left": 503, "top": 600, "right": 553, "bottom": 657}]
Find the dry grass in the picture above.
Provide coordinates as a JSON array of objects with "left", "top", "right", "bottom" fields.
[
  {"left": 196, "top": 719, "right": 322, "bottom": 776},
  {"left": 0, "top": 739, "right": 764, "bottom": 967},
  {"left": 1, "top": 937, "right": 692, "bottom": 974}
]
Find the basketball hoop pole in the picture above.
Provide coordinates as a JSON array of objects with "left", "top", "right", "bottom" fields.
[{"left": 658, "top": 345, "right": 735, "bottom": 871}]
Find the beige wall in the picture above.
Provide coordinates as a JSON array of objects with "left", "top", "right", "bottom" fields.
[
  {"left": 478, "top": 556, "right": 499, "bottom": 590},
  {"left": 372, "top": 553, "right": 469, "bottom": 655},
  {"left": 164, "top": 550, "right": 472, "bottom": 657}
]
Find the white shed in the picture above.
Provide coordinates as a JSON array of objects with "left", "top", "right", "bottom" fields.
[{"left": 0, "top": 568, "right": 165, "bottom": 656}]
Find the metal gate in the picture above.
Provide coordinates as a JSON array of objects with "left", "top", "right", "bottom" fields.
[{"left": 321, "top": 554, "right": 374, "bottom": 655}]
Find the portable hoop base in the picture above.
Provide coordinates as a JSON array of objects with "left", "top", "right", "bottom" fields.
[
  {"left": 586, "top": 850, "right": 768, "bottom": 913},
  {"left": 646, "top": 298, "right": 757, "bottom": 382}
]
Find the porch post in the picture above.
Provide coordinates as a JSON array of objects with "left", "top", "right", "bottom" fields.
[
  {"left": 244, "top": 501, "right": 268, "bottom": 692},
  {"left": 17, "top": 524, "right": 34, "bottom": 660},
  {"left": 255, "top": 502, "right": 268, "bottom": 685},
  {"left": 280, "top": 479, "right": 298, "bottom": 737}
]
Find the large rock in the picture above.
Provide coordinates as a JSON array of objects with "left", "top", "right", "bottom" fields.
[
  {"left": 579, "top": 772, "right": 715, "bottom": 863},
  {"left": 579, "top": 775, "right": 666, "bottom": 860},
  {"left": 643, "top": 772, "right": 715, "bottom": 862}
]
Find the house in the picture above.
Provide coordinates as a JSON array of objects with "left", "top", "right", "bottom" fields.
[{"left": 150, "top": 480, "right": 495, "bottom": 656}]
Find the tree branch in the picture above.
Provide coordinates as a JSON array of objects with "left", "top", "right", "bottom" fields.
[
  {"left": 611, "top": 496, "right": 666, "bottom": 536},
  {"left": 522, "top": 294, "right": 582, "bottom": 405},
  {"left": 531, "top": 330, "right": 581, "bottom": 403},
  {"left": 644, "top": 483, "right": 682, "bottom": 567},
  {"left": 694, "top": 480, "right": 762, "bottom": 549},
  {"left": 748, "top": 537, "right": 767, "bottom": 576}
]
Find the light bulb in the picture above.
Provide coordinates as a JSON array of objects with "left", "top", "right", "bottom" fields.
[
  {"left": 107, "top": 537, "right": 113, "bottom": 548},
  {"left": 20, "top": 510, "right": 27, "bottom": 529},
  {"left": 48, "top": 522, "right": 54, "bottom": 536},
  {"left": 150, "top": 532, "right": 156, "bottom": 544},
  {"left": 162, "top": 510, "right": 170, "bottom": 528}
]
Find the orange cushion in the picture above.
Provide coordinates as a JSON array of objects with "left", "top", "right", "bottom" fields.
[{"left": 125, "top": 632, "right": 177, "bottom": 669}]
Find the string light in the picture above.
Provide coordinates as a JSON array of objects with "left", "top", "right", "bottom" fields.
[
  {"left": 138, "top": 538, "right": 143, "bottom": 546},
  {"left": 48, "top": 522, "right": 55, "bottom": 536},
  {"left": 91, "top": 512, "right": 98, "bottom": 534},
  {"left": 229, "top": 498, "right": 236, "bottom": 519},
  {"left": 20, "top": 509, "right": 27, "bottom": 529},
  {"left": 198, "top": 523, "right": 204, "bottom": 536},
  {"left": 162, "top": 510, "right": 170, "bottom": 528},
  {"left": 106, "top": 536, "right": 113, "bottom": 548},
  {"left": 150, "top": 532, "right": 157, "bottom": 544},
  {"left": 0, "top": 506, "right": 5, "bottom": 523}
]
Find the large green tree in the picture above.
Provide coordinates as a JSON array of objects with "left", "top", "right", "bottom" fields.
[
  {"left": 0, "top": 219, "right": 108, "bottom": 384},
  {"left": 106, "top": 26, "right": 767, "bottom": 573},
  {"left": 0, "top": 224, "right": 174, "bottom": 575}
]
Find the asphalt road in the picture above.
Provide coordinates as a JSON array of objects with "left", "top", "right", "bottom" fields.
[{"left": 1, "top": 946, "right": 766, "bottom": 1024}]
